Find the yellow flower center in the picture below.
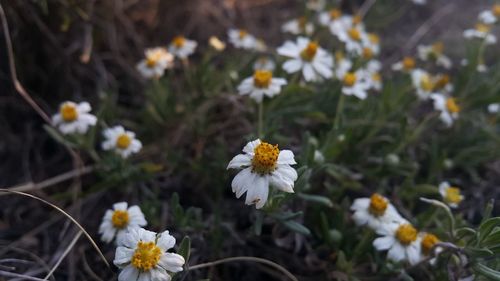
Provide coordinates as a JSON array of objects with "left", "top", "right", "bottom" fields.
[
  {"left": 111, "top": 210, "right": 129, "bottom": 229},
  {"left": 362, "top": 47, "right": 373, "bottom": 59},
  {"left": 444, "top": 186, "right": 463, "bottom": 204},
  {"left": 251, "top": 142, "right": 279, "bottom": 175},
  {"left": 352, "top": 14, "right": 362, "bottom": 25},
  {"left": 420, "top": 73, "right": 434, "bottom": 92},
  {"left": 253, "top": 70, "right": 273, "bottom": 88},
  {"left": 395, "top": 224, "right": 418, "bottom": 245},
  {"left": 131, "top": 241, "right": 162, "bottom": 271},
  {"left": 348, "top": 28, "right": 361, "bottom": 41},
  {"left": 369, "top": 33, "right": 380, "bottom": 44},
  {"left": 368, "top": 193, "right": 388, "bottom": 216},
  {"left": 432, "top": 42, "right": 444, "bottom": 54},
  {"left": 300, "top": 42, "right": 319, "bottom": 61},
  {"left": 493, "top": 4, "right": 500, "bottom": 17},
  {"left": 421, "top": 233, "right": 440, "bottom": 255},
  {"left": 476, "top": 23, "right": 491, "bottom": 33},
  {"left": 116, "top": 134, "right": 132, "bottom": 149},
  {"left": 433, "top": 74, "right": 450, "bottom": 90},
  {"left": 446, "top": 98, "right": 460, "bottom": 113},
  {"left": 329, "top": 9, "right": 341, "bottom": 19},
  {"left": 238, "top": 30, "right": 248, "bottom": 39},
  {"left": 402, "top": 57, "right": 415, "bottom": 70},
  {"left": 60, "top": 103, "right": 78, "bottom": 122},
  {"left": 343, "top": 72, "right": 357, "bottom": 87},
  {"left": 372, "top": 73, "right": 382, "bottom": 82},
  {"left": 172, "top": 36, "right": 186, "bottom": 48}
]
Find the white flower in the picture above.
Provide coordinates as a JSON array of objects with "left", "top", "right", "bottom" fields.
[
  {"left": 313, "top": 150, "right": 325, "bottom": 164},
  {"left": 52, "top": 101, "right": 97, "bottom": 134},
  {"left": 102, "top": 126, "right": 142, "bottom": 158},
  {"left": 463, "top": 23, "right": 497, "bottom": 45},
  {"left": 488, "top": 103, "right": 500, "bottom": 113},
  {"left": 361, "top": 33, "right": 381, "bottom": 59},
  {"left": 417, "top": 42, "right": 452, "bottom": 69},
  {"left": 351, "top": 193, "right": 403, "bottom": 231},
  {"left": 318, "top": 8, "right": 342, "bottom": 27},
  {"left": 337, "top": 25, "right": 367, "bottom": 56},
  {"left": 136, "top": 47, "right": 174, "bottom": 79},
  {"left": 228, "top": 29, "right": 258, "bottom": 50},
  {"left": 277, "top": 37, "right": 333, "bottom": 82},
  {"left": 358, "top": 60, "right": 382, "bottom": 91},
  {"left": 430, "top": 94, "right": 460, "bottom": 127},
  {"left": 333, "top": 51, "right": 353, "bottom": 80},
  {"left": 237, "top": 70, "right": 287, "bottom": 103},
  {"left": 281, "top": 17, "right": 314, "bottom": 35},
  {"left": 419, "top": 232, "right": 443, "bottom": 264},
  {"left": 253, "top": 57, "right": 276, "bottom": 71},
  {"left": 438, "top": 182, "right": 464, "bottom": 208},
  {"left": 411, "top": 69, "right": 435, "bottom": 100},
  {"left": 99, "top": 202, "right": 147, "bottom": 244},
  {"left": 477, "top": 64, "right": 488, "bottom": 72},
  {"left": 227, "top": 139, "right": 298, "bottom": 209},
  {"left": 392, "top": 56, "right": 416, "bottom": 72},
  {"left": 306, "top": 0, "right": 326, "bottom": 11},
  {"left": 341, "top": 71, "right": 370, "bottom": 100},
  {"left": 479, "top": 5, "right": 500, "bottom": 24},
  {"left": 373, "top": 221, "right": 422, "bottom": 265},
  {"left": 168, "top": 36, "right": 197, "bottom": 59},
  {"left": 114, "top": 228, "right": 185, "bottom": 281}
]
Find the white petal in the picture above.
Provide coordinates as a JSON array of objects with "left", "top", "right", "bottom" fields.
[
  {"left": 387, "top": 243, "right": 406, "bottom": 262},
  {"left": 275, "top": 165, "right": 298, "bottom": 182},
  {"left": 113, "top": 202, "right": 128, "bottom": 211},
  {"left": 282, "top": 59, "right": 303, "bottom": 73},
  {"left": 244, "top": 174, "right": 269, "bottom": 209},
  {"left": 242, "top": 139, "right": 261, "bottom": 154},
  {"left": 302, "top": 63, "right": 316, "bottom": 81},
  {"left": 159, "top": 253, "right": 185, "bottom": 273},
  {"left": 114, "top": 247, "right": 134, "bottom": 266},
  {"left": 231, "top": 167, "right": 253, "bottom": 198},
  {"left": 156, "top": 230, "right": 176, "bottom": 251},
  {"left": 270, "top": 170, "right": 295, "bottom": 193},
  {"left": 373, "top": 236, "right": 395, "bottom": 251},
  {"left": 118, "top": 265, "right": 139, "bottom": 281},
  {"left": 277, "top": 150, "right": 296, "bottom": 165}
]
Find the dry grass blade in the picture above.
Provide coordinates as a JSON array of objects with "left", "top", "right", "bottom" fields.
[
  {"left": 0, "top": 270, "right": 46, "bottom": 281},
  {"left": 0, "top": 189, "right": 110, "bottom": 268},
  {"left": 43, "top": 231, "right": 83, "bottom": 280}
]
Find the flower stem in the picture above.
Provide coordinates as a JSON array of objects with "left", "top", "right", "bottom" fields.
[
  {"left": 258, "top": 102, "right": 264, "bottom": 139},
  {"left": 334, "top": 93, "right": 345, "bottom": 131}
]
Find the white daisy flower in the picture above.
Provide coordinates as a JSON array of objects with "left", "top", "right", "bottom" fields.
[
  {"left": 228, "top": 29, "right": 258, "bottom": 50},
  {"left": 334, "top": 51, "right": 353, "bottom": 80},
  {"left": 361, "top": 33, "right": 381, "bottom": 60},
  {"left": 392, "top": 56, "right": 416, "bottom": 72},
  {"left": 373, "top": 221, "right": 422, "bottom": 265},
  {"left": 438, "top": 181, "right": 464, "bottom": 208},
  {"left": 488, "top": 103, "right": 500, "bottom": 113},
  {"left": 237, "top": 70, "right": 287, "bottom": 103},
  {"left": 430, "top": 94, "right": 460, "bottom": 127},
  {"left": 306, "top": 0, "right": 326, "bottom": 11},
  {"left": 337, "top": 24, "right": 367, "bottom": 56},
  {"left": 281, "top": 17, "right": 314, "bottom": 35},
  {"left": 98, "top": 202, "right": 147, "bottom": 244},
  {"left": 168, "top": 36, "right": 197, "bottom": 59},
  {"left": 102, "top": 126, "right": 142, "bottom": 158},
  {"left": 341, "top": 71, "right": 370, "bottom": 100},
  {"left": 277, "top": 37, "right": 333, "bottom": 82},
  {"left": 253, "top": 57, "right": 276, "bottom": 71},
  {"left": 227, "top": 139, "right": 298, "bottom": 209},
  {"left": 351, "top": 193, "right": 403, "bottom": 231},
  {"left": 419, "top": 232, "right": 443, "bottom": 264},
  {"left": 359, "top": 60, "right": 382, "bottom": 91},
  {"left": 318, "top": 8, "right": 343, "bottom": 27},
  {"left": 114, "top": 228, "right": 185, "bottom": 281},
  {"left": 411, "top": 69, "right": 435, "bottom": 100},
  {"left": 136, "top": 47, "right": 174, "bottom": 79},
  {"left": 479, "top": 5, "right": 500, "bottom": 24},
  {"left": 463, "top": 23, "right": 497, "bottom": 45},
  {"left": 52, "top": 101, "right": 97, "bottom": 135},
  {"left": 417, "top": 42, "right": 452, "bottom": 69}
]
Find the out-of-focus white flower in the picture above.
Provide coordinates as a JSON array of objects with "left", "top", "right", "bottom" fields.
[
  {"left": 479, "top": 5, "right": 500, "bottom": 24},
  {"left": 351, "top": 194, "right": 403, "bottom": 231},
  {"left": 488, "top": 103, "right": 500, "bottom": 113},
  {"left": 99, "top": 202, "right": 147, "bottom": 244},
  {"left": 361, "top": 33, "right": 381, "bottom": 60},
  {"left": 52, "top": 101, "right": 97, "bottom": 134},
  {"left": 477, "top": 64, "right": 488, "bottom": 72},
  {"left": 136, "top": 47, "right": 174, "bottom": 79},
  {"left": 102, "top": 126, "right": 142, "bottom": 158},
  {"left": 168, "top": 36, "right": 197, "bottom": 59},
  {"left": 277, "top": 37, "right": 333, "bottom": 82},
  {"left": 359, "top": 60, "right": 382, "bottom": 91},
  {"left": 228, "top": 29, "right": 258, "bottom": 50},
  {"left": 237, "top": 70, "right": 287, "bottom": 103},
  {"left": 306, "top": 0, "right": 326, "bottom": 11},
  {"left": 227, "top": 139, "right": 298, "bottom": 209},
  {"left": 114, "top": 228, "right": 185, "bottom": 281},
  {"left": 334, "top": 51, "right": 353, "bottom": 80},
  {"left": 209, "top": 36, "right": 226, "bottom": 51},
  {"left": 463, "top": 23, "right": 497, "bottom": 45},
  {"left": 255, "top": 39, "right": 268, "bottom": 52},
  {"left": 281, "top": 17, "right": 314, "bottom": 35},
  {"left": 417, "top": 42, "right": 452, "bottom": 69},
  {"left": 419, "top": 232, "right": 442, "bottom": 264},
  {"left": 319, "top": 8, "right": 343, "bottom": 27},
  {"left": 253, "top": 57, "right": 276, "bottom": 71},
  {"left": 341, "top": 71, "right": 370, "bottom": 100},
  {"left": 314, "top": 150, "right": 325, "bottom": 163},
  {"left": 385, "top": 154, "right": 400, "bottom": 165},
  {"left": 392, "top": 57, "right": 416, "bottom": 73},
  {"left": 373, "top": 221, "right": 422, "bottom": 265},
  {"left": 411, "top": 69, "right": 435, "bottom": 100},
  {"left": 430, "top": 94, "right": 460, "bottom": 127},
  {"left": 337, "top": 24, "right": 367, "bottom": 56},
  {"left": 439, "top": 182, "right": 464, "bottom": 208}
]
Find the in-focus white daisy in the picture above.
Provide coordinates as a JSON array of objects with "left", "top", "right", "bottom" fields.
[
  {"left": 114, "top": 228, "right": 185, "bottom": 281},
  {"left": 351, "top": 193, "right": 403, "bottom": 231},
  {"left": 334, "top": 51, "right": 353, "bottom": 79},
  {"left": 417, "top": 42, "right": 452, "bottom": 69},
  {"left": 337, "top": 24, "right": 367, "bottom": 56},
  {"left": 438, "top": 182, "right": 464, "bottom": 208},
  {"left": 430, "top": 94, "right": 460, "bottom": 127},
  {"left": 373, "top": 221, "right": 422, "bottom": 265},
  {"left": 281, "top": 17, "right": 314, "bottom": 35},
  {"left": 227, "top": 139, "right": 298, "bottom": 209},
  {"left": 411, "top": 69, "right": 435, "bottom": 100},
  {"left": 392, "top": 56, "right": 416, "bottom": 73},
  {"left": 277, "top": 37, "right": 333, "bottom": 82},
  {"left": 52, "top": 101, "right": 97, "bottom": 134},
  {"left": 237, "top": 70, "right": 287, "bottom": 103},
  {"left": 253, "top": 57, "right": 276, "bottom": 71},
  {"left": 168, "top": 36, "right": 197, "bottom": 59},
  {"left": 463, "top": 23, "right": 497, "bottom": 45},
  {"left": 488, "top": 103, "right": 500, "bottom": 113},
  {"left": 102, "top": 126, "right": 142, "bottom": 158},
  {"left": 306, "top": 0, "right": 326, "bottom": 11},
  {"left": 341, "top": 71, "right": 370, "bottom": 100},
  {"left": 136, "top": 47, "right": 174, "bottom": 79},
  {"left": 419, "top": 232, "right": 442, "bottom": 264},
  {"left": 479, "top": 5, "right": 500, "bottom": 24},
  {"left": 228, "top": 29, "right": 258, "bottom": 50},
  {"left": 99, "top": 202, "right": 147, "bottom": 244}
]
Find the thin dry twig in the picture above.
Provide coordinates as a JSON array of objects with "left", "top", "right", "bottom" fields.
[
  {"left": 189, "top": 256, "right": 298, "bottom": 281},
  {"left": 0, "top": 270, "right": 46, "bottom": 281},
  {"left": 359, "top": 0, "right": 377, "bottom": 18},
  {"left": 43, "top": 231, "right": 83, "bottom": 280}
]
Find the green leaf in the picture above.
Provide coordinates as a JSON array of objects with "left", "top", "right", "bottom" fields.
[
  {"left": 455, "top": 227, "right": 477, "bottom": 239},
  {"left": 178, "top": 236, "right": 191, "bottom": 262},
  {"left": 473, "top": 263, "right": 500, "bottom": 280},
  {"left": 465, "top": 247, "right": 494, "bottom": 257},
  {"left": 297, "top": 193, "right": 333, "bottom": 207},
  {"left": 281, "top": 220, "right": 311, "bottom": 236},
  {"left": 479, "top": 217, "right": 500, "bottom": 243}
]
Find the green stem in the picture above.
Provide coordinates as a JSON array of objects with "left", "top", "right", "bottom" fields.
[
  {"left": 258, "top": 102, "right": 264, "bottom": 139},
  {"left": 334, "top": 93, "right": 345, "bottom": 131}
]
